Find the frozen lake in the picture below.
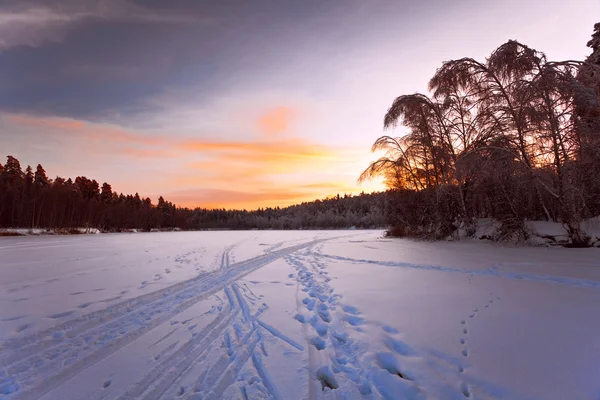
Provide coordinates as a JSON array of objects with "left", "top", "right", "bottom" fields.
[{"left": 1, "top": 231, "right": 599, "bottom": 399}]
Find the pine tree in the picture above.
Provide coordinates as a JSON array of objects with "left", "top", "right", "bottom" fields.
[
  {"left": 587, "top": 23, "right": 600, "bottom": 64},
  {"left": 4, "top": 156, "right": 23, "bottom": 182},
  {"left": 34, "top": 164, "right": 49, "bottom": 187},
  {"left": 24, "top": 166, "right": 33, "bottom": 185},
  {"left": 100, "top": 183, "right": 113, "bottom": 204}
]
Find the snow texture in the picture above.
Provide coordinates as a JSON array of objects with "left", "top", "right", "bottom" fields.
[{"left": 0, "top": 231, "right": 599, "bottom": 400}]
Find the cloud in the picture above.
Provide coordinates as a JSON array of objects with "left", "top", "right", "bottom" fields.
[
  {"left": 166, "top": 188, "right": 311, "bottom": 209},
  {"left": 4, "top": 113, "right": 164, "bottom": 145},
  {"left": 299, "top": 182, "right": 351, "bottom": 189},
  {"left": 0, "top": 0, "right": 199, "bottom": 51},
  {"left": 1, "top": 111, "right": 377, "bottom": 208},
  {"left": 181, "top": 138, "right": 335, "bottom": 163},
  {"left": 257, "top": 106, "right": 295, "bottom": 136}
]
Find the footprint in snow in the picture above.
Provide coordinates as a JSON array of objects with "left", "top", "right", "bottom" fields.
[
  {"left": 461, "top": 382, "right": 471, "bottom": 398},
  {"left": 48, "top": 310, "right": 74, "bottom": 319},
  {"left": 1, "top": 315, "right": 25, "bottom": 322},
  {"left": 13, "top": 298, "right": 29, "bottom": 303},
  {"left": 382, "top": 324, "right": 399, "bottom": 334},
  {"left": 341, "top": 304, "right": 360, "bottom": 315},
  {"left": 343, "top": 314, "right": 364, "bottom": 327},
  {"left": 316, "top": 366, "right": 338, "bottom": 390},
  {"left": 384, "top": 335, "right": 415, "bottom": 356},
  {"left": 310, "top": 336, "right": 326, "bottom": 350},
  {"left": 375, "top": 352, "right": 411, "bottom": 380}
]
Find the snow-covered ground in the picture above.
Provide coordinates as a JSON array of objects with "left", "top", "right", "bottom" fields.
[{"left": 1, "top": 231, "right": 599, "bottom": 400}]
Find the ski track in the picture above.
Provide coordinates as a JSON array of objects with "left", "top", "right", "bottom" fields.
[
  {"left": 312, "top": 252, "right": 600, "bottom": 289},
  {"left": 135, "top": 254, "right": 305, "bottom": 400},
  {"left": 3, "top": 234, "right": 571, "bottom": 400},
  {"left": 0, "top": 238, "right": 333, "bottom": 400}
]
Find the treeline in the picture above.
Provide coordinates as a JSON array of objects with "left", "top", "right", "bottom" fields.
[
  {"left": 361, "top": 24, "right": 600, "bottom": 245},
  {"left": 0, "top": 155, "right": 388, "bottom": 232}
]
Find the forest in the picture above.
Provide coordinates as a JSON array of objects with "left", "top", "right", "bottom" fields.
[
  {"left": 0, "top": 155, "right": 388, "bottom": 232},
  {"left": 1, "top": 24, "right": 599, "bottom": 244},
  {"left": 361, "top": 23, "right": 600, "bottom": 245}
]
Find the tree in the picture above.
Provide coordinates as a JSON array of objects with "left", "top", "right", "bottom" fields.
[
  {"left": 100, "top": 183, "right": 113, "bottom": 204},
  {"left": 34, "top": 164, "right": 49, "bottom": 188},
  {"left": 361, "top": 31, "right": 600, "bottom": 244},
  {"left": 3, "top": 155, "right": 23, "bottom": 182}
]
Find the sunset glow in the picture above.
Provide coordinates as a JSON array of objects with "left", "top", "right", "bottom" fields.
[{"left": 1, "top": 0, "right": 598, "bottom": 209}]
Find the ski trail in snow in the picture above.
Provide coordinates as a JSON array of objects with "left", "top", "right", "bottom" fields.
[
  {"left": 219, "top": 244, "right": 235, "bottom": 274},
  {"left": 148, "top": 281, "right": 296, "bottom": 400},
  {"left": 313, "top": 252, "right": 600, "bottom": 289},
  {"left": 1, "top": 238, "right": 333, "bottom": 400}
]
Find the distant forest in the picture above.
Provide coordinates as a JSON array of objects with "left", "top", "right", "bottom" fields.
[
  {"left": 360, "top": 23, "right": 600, "bottom": 245},
  {"left": 0, "top": 155, "right": 388, "bottom": 232}
]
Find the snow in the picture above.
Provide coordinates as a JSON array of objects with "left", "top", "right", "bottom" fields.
[
  {"left": 467, "top": 217, "right": 600, "bottom": 246},
  {"left": 0, "top": 228, "right": 101, "bottom": 236},
  {"left": 1, "top": 231, "right": 599, "bottom": 400}
]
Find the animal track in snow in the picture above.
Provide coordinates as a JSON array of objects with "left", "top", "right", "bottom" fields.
[
  {"left": 461, "top": 382, "right": 471, "bottom": 397},
  {"left": 457, "top": 293, "right": 500, "bottom": 394}
]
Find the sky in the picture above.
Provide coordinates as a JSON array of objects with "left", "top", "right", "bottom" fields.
[{"left": 1, "top": 0, "right": 599, "bottom": 209}]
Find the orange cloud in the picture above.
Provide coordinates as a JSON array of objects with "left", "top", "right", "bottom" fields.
[
  {"left": 299, "top": 182, "right": 351, "bottom": 189},
  {"left": 3, "top": 111, "right": 380, "bottom": 209},
  {"left": 181, "top": 139, "right": 334, "bottom": 163},
  {"left": 7, "top": 114, "right": 87, "bottom": 130},
  {"left": 167, "top": 188, "right": 311, "bottom": 209},
  {"left": 119, "top": 147, "right": 175, "bottom": 158},
  {"left": 257, "top": 106, "right": 295, "bottom": 136},
  {"left": 6, "top": 113, "right": 164, "bottom": 146}
]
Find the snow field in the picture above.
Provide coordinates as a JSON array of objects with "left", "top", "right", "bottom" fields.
[{"left": 1, "top": 231, "right": 599, "bottom": 399}]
